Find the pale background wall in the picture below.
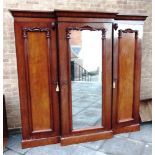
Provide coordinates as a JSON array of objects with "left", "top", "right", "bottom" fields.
[{"left": 3, "top": 0, "right": 152, "bottom": 129}]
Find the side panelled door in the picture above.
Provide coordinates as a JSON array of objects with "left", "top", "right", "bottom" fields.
[
  {"left": 14, "top": 17, "right": 60, "bottom": 148},
  {"left": 112, "top": 22, "right": 144, "bottom": 133}
]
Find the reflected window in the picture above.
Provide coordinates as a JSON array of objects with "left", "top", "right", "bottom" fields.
[{"left": 70, "top": 30, "right": 103, "bottom": 129}]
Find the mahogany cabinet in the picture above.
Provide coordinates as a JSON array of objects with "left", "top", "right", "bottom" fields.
[
  {"left": 10, "top": 10, "right": 147, "bottom": 148},
  {"left": 12, "top": 14, "right": 60, "bottom": 148}
]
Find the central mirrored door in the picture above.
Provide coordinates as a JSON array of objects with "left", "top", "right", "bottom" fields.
[
  {"left": 58, "top": 22, "right": 113, "bottom": 145},
  {"left": 70, "top": 30, "right": 102, "bottom": 130}
]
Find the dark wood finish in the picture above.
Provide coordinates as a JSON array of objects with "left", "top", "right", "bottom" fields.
[
  {"left": 13, "top": 17, "right": 60, "bottom": 148},
  {"left": 54, "top": 9, "right": 118, "bottom": 18},
  {"left": 58, "top": 22, "right": 112, "bottom": 143},
  {"left": 10, "top": 10, "right": 147, "bottom": 148},
  {"left": 118, "top": 30, "right": 136, "bottom": 122},
  {"left": 57, "top": 17, "right": 113, "bottom": 23},
  {"left": 61, "top": 131, "right": 113, "bottom": 146},
  {"left": 22, "top": 27, "right": 52, "bottom": 133},
  {"left": 115, "top": 14, "right": 148, "bottom": 21},
  {"left": 112, "top": 22, "right": 144, "bottom": 130},
  {"left": 10, "top": 10, "right": 54, "bottom": 18},
  {"left": 10, "top": 9, "right": 147, "bottom": 21},
  {"left": 113, "top": 124, "right": 140, "bottom": 134},
  {"left": 22, "top": 136, "right": 59, "bottom": 148}
]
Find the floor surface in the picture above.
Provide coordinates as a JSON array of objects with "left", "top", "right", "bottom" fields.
[{"left": 3, "top": 123, "right": 152, "bottom": 155}]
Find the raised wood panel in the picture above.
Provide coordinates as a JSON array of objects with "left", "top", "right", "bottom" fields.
[
  {"left": 117, "top": 33, "right": 135, "bottom": 122},
  {"left": 27, "top": 32, "right": 51, "bottom": 131},
  {"left": 14, "top": 18, "right": 60, "bottom": 148},
  {"left": 113, "top": 25, "right": 142, "bottom": 131}
]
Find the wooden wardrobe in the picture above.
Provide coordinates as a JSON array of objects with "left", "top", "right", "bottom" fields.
[{"left": 10, "top": 10, "right": 147, "bottom": 148}]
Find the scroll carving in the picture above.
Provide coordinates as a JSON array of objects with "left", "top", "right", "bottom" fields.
[
  {"left": 23, "top": 27, "right": 51, "bottom": 38},
  {"left": 66, "top": 25, "right": 106, "bottom": 40},
  {"left": 118, "top": 28, "right": 138, "bottom": 38}
]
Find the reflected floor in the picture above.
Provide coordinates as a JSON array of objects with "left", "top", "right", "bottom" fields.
[{"left": 72, "top": 81, "right": 102, "bottom": 129}]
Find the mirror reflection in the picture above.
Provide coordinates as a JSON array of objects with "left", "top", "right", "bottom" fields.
[{"left": 70, "top": 30, "right": 102, "bottom": 130}]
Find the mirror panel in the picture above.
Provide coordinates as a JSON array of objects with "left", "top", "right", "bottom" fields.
[{"left": 70, "top": 30, "right": 103, "bottom": 130}]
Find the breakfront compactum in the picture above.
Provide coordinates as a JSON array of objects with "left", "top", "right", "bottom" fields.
[{"left": 10, "top": 10, "right": 147, "bottom": 148}]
